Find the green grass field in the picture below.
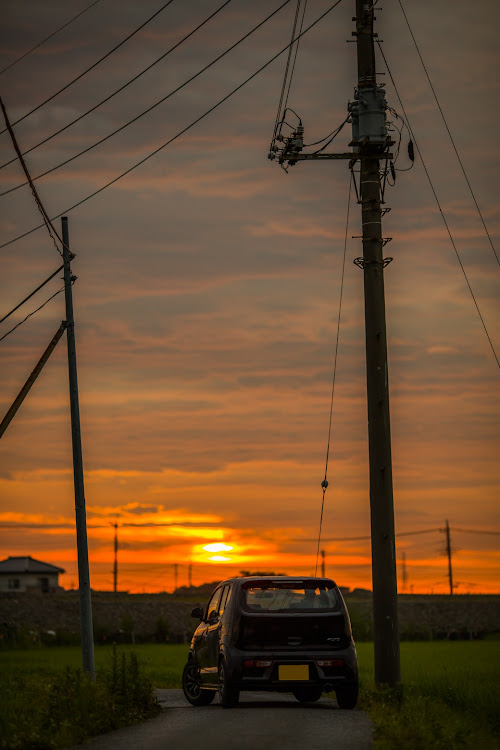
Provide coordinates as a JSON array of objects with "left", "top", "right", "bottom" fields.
[{"left": 1, "top": 641, "right": 499, "bottom": 749}]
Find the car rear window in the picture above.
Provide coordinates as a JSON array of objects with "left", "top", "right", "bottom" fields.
[{"left": 242, "top": 582, "right": 339, "bottom": 612}]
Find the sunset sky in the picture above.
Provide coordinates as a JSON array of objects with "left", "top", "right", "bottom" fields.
[{"left": 0, "top": 0, "right": 498, "bottom": 595}]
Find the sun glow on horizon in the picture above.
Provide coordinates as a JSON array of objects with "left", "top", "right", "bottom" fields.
[{"left": 203, "top": 543, "right": 234, "bottom": 553}]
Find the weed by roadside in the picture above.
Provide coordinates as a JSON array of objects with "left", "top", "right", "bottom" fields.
[
  {"left": 359, "top": 680, "right": 500, "bottom": 750},
  {"left": 0, "top": 646, "right": 160, "bottom": 750}
]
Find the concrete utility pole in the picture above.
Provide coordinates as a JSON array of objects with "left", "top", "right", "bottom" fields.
[
  {"left": 62, "top": 217, "right": 95, "bottom": 679},
  {"left": 352, "top": 0, "right": 400, "bottom": 685},
  {"left": 113, "top": 522, "right": 118, "bottom": 593},
  {"left": 270, "top": 0, "right": 400, "bottom": 686},
  {"left": 445, "top": 519, "right": 453, "bottom": 595}
]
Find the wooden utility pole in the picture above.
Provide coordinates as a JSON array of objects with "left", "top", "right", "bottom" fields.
[
  {"left": 62, "top": 217, "right": 95, "bottom": 679},
  {"left": 445, "top": 519, "right": 453, "bottom": 595},
  {"left": 353, "top": 0, "right": 400, "bottom": 685},
  {"left": 321, "top": 549, "right": 326, "bottom": 578},
  {"left": 270, "top": 0, "right": 400, "bottom": 686}
]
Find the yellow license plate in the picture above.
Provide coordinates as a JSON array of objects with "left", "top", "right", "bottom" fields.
[{"left": 279, "top": 664, "right": 309, "bottom": 681}]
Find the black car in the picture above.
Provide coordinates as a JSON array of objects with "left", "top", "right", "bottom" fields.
[{"left": 182, "top": 575, "right": 358, "bottom": 708}]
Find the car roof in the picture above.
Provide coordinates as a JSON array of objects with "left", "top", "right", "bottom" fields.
[{"left": 216, "top": 576, "right": 337, "bottom": 587}]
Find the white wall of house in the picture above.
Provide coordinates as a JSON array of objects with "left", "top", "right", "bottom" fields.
[{"left": 0, "top": 572, "right": 60, "bottom": 593}]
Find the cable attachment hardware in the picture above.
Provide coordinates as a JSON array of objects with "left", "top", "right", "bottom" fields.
[
  {"left": 269, "top": 123, "right": 304, "bottom": 167},
  {"left": 321, "top": 479, "right": 328, "bottom": 490},
  {"left": 353, "top": 257, "right": 393, "bottom": 269}
]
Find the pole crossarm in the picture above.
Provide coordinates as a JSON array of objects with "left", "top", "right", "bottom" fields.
[{"left": 292, "top": 151, "right": 393, "bottom": 161}]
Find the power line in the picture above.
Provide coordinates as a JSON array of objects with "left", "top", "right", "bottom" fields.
[
  {"left": 283, "top": 0, "right": 308, "bottom": 116},
  {"left": 0, "top": 0, "right": 234, "bottom": 171},
  {"left": 0, "top": 265, "right": 64, "bottom": 325},
  {"left": 0, "top": 286, "right": 65, "bottom": 343},
  {"left": 397, "top": 0, "right": 499, "bottom": 267},
  {"left": 0, "top": 0, "right": 102, "bottom": 77},
  {"left": 298, "top": 527, "right": 447, "bottom": 542},
  {"left": 0, "top": 97, "right": 64, "bottom": 257},
  {"left": 452, "top": 527, "right": 500, "bottom": 536},
  {"left": 0, "top": 0, "right": 293, "bottom": 198},
  {"left": 0, "top": 0, "right": 346, "bottom": 251},
  {"left": 315, "top": 173, "right": 352, "bottom": 575},
  {"left": 271, "top": 0, "right": 305, "bottom": 147},
  {"left": 0, "top": 0, "right": 177, "bottom": 134},
  {"left": 376, "top": 42, "right": 500, "bottom": 370}
]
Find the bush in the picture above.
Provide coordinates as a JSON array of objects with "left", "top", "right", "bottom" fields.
[{"left": 0, "top": 647, "right": 160, "bottom": 750}]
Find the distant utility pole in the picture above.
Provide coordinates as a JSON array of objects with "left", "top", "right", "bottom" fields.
[
  {"left": 321, "top": 549, "right": 326, "bottom": 578},
  {"left": 401, "top": 551, "right": 407, "bottom": 593},
  {"left": 112, "top": 522, "right": 118, "bottom": 593},
  {"left": 270, "top": 0, "right": 400, "bottom": 685},
  {"left": 174, "top": 563, "right": 178, "bottom": 592},
  {"left": 445, "top": 519, "right": 453, "bottom": 595},
  {"left": 62, "top": 217, "right": 95, "bottom": 680},
  {"left": 188, "top": 563, "right": 193, "bottom": 588}
]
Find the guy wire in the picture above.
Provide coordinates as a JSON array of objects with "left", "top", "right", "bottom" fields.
[{"left": 315, "top": 172, "right": 352, "bottom": 575}]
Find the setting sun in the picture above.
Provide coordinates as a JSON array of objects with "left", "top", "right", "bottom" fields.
[{"left": 203, "top": 543, "right": 234, "bottom": 553}]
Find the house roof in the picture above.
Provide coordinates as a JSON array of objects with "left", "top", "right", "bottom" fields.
[{"left": 0, "top": 556, "right": 65, "bottom": 575}]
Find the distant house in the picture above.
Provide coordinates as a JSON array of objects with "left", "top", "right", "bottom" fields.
[{"left": 0, "top": 556, "right": 65, "bottom": 593}]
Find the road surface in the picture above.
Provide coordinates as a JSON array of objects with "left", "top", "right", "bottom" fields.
[{"left": 71, "top": 689, "right": 373, "bottom": 750}]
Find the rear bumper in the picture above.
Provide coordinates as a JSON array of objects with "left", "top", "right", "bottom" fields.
[{"left": 224, "top": 644, "right": 358, "bottom": 692}]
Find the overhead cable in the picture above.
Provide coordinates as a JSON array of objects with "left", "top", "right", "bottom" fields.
[
  {"left": 0, "top": 0, "right": 234, "bottom": 171},
  {"left": 0, "top": 0, "right": 292, "bottom": 197},
  {"left": 0, "top": 0, "right": 177, "bottom": 134},
  {"left": 315, "top": 173, "right": 352, "bottom": 576},
  {"left": 376, "top": 42, "right": 499, "bottom": 370},
  {"left": 0, "top": 97, "right": 64, "bottom": 257},
  {"left": 397, "top": 0, "right": 499, "bottom": 267},
  {"left": 0, "top": 287, "right": 65, "bottom": 343},
  {"left": 452, "top": 527, "right": 500, "bottom": 536},
  {"left": 301, "top": 528, "right": 444, "bottom": 542},
  {"left": 271, "top": 2, "right": 303, "bottom": 147},
  {"left": 0, "top": 0, "right": 102, "bottom": 77},
  {"left": 0, "top": 265, "right": 64, "bottom": 325},
  {"left": 0, "top": 0, "right": 346, "bottom": 251}
]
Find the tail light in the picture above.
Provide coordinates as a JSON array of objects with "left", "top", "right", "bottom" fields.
[
  {"left": 244, "top": 659, "right": 272, "bottom": 668},
  {"left": 316, "top": 659, "right": 344, "bottom": 667}
]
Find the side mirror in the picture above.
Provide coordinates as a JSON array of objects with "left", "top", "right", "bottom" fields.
[{"left": 191, "top": 606, "right": 204, "bottom": 620}]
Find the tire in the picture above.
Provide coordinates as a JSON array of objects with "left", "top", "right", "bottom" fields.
[
  {"left": 335, "top": 683, "right": 359, "bottom": 709},
  {"left": 293, "top": 686, "right": 324, "bottom": 703},
  {"left": 218, "top": 657, "right": 240, "bottom": 708},
  {"left": 182, "top": 661, "right": 215, "bottom": 706}
]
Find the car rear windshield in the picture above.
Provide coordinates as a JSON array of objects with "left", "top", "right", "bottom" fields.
[{"left": 242, "top": 582, "right": 339, "bottom": 612}]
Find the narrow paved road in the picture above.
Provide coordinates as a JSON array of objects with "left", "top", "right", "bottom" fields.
[{"left": 71, "top": 690, "right": 373, "bottom": 750}]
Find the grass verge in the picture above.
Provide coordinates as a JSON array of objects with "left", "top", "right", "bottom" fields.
[
  {"left": 0, "top": 646, "right": 160, "bottom": 750},
  {"left": 356, "top": 641, "right": 500, "bottom": 749}
]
